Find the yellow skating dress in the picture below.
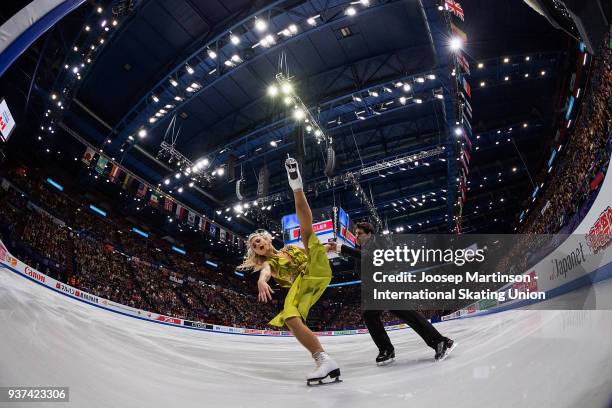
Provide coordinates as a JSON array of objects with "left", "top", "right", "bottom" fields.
[{"left": 267, "top": 233, "right": 332, "bottom": 327}]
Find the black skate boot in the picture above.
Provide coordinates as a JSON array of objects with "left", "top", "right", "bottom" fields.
[
  {"left": 376, "top": 349, "right": 395, "bottom": 366},
  {"left": 434, "top": 339, "right": 456, "bottom": 361}
]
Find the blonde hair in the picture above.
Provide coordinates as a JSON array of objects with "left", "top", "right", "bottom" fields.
[{"left": 237, "top": 230, "right": 274, "bottom": 271}]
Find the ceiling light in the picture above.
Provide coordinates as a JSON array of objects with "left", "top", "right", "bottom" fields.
[
  {"left": 138, "top": 129, "right": 147, "bottom": 138},
  {"left": 207, "top": 49, "right": 217, "bottom": 59},
  {"left": 268, "top": 85, "right": 278, "bottom": 97},
  {"left": 281, "top": 82, "right": 293, "bottom": 94},
  {"left": 230, "top": 34, "right": 240, "bottom": 45},
  {"left": 255, "top": 19, "right": 267, "bottom": 32},
  {"left": 170, "top": 79, "right": 178, "bottom": 87},
  {"left": 186, "top": 65, "right": 194, "bottom": 74},
  {"left": 307, "top": 16, "right": 317, "bottom": 26},
  {"left": 345, "top": 7, "right": 357, "bottom": 16},
  {"left": 449, "top": 37, "right": 463, "bottom": 51}
]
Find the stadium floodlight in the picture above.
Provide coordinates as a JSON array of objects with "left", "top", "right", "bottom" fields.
[{"left": 450, "top": 37, "right": 463, "bottom": 51}]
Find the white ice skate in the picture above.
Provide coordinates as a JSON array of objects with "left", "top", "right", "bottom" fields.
[
  {"left": 285, "top": 157, "right": 303, "bottom": 192},
  {"left": 306, "top": 352, "right": 342, "bottom": 386}
]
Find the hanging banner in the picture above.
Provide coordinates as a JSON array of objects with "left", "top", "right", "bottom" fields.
[
  {"left": 220, "top": 228, "right": 227, "bottom": 242},
  {"left": 457, "top": 52, "right": 470, "bottom": 75},
  {"left": 450, "top": 22, "right": 467, "bottom": 43},
  {"left": 149, "top": 191, "right": 160, "bottom": 207},
  {"left": 445, "top": 0, "right": 464, "bottom": 21},
  {"left": 109, "top": 164, "right": 121, "bottom": 182},
  {"left": 136, "top": 184, "right": 148, "bottom": 198},
  {"left": 95, "top": 156, "right": 108, "bottom": 174},
  {"left": 82, "top": 147, "right": 95, "bottom": 165},
  {"left": 187, "top": 212, "right": 196, "bottom": 226},
  {"left": 164, "top": 197, "right": 174, "bottom": 213}
]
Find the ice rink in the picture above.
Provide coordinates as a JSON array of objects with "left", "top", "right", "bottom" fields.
[{"left": 1, "top": 267, "right": 612, "bottom": 408}]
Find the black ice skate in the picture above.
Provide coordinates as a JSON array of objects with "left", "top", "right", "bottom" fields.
[
  {"left": 376, "top": 349, "right": 395, "bottom": 366},
  {"left": 434, "top": 339, "right": 456, "bottom": 361}
]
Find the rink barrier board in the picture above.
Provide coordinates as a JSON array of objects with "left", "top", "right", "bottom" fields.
[
  {"left": 2, "top": 239, "right": 611, "bottom": 336},
  {"left": 0, "top": 243, "right": 407, "bottom": 337},
  {"left": 442, "top": 161, "right": 612, "bottom": 321}
]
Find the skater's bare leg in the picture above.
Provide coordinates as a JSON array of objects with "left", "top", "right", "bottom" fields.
[
  {"left": 285, "top": 316, "right": 323, "bottom": 354},
  {"left": 293, "top": 190, "right": 314, "bottom": 252}
]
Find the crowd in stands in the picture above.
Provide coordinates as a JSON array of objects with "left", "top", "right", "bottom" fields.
[{"left": 497, "top": 43, "right": 611, "bottom": 276}]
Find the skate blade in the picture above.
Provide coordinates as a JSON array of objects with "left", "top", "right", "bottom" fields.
[
  {"left": 376, "top": 358, "right": 395, "bottom": 366},
  {"left": 437, "top": 342, "right": 458, "bottom": 362},
  {"left": 307, "top": 369, "right": 342, "bottom": 386}
]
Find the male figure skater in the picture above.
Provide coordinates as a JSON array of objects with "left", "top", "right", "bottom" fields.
[{"left": 329, "top": 222, "right": 456, "bottom": 365}]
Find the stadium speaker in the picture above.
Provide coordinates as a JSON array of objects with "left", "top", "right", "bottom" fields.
[
  {"left": 236, "top": 178, "right": 245, "bottom": 201},
  {"left": 228, "top": 154, "right": 237, "bottom": 182},
  {"left": 257, "top": 165, "right": 269, "bottom": 198},
  {"left": 324, "top": 146, "right": 336, "bottom": 177}
]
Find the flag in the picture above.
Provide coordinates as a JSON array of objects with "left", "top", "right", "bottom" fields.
[
  {"left": 209, "top": 223, "right": 217, "bottom": 238},
  {"left": 457, "top": 52, "right": 470, "bottom": 75},
  {"left": 462, "top": 112, "right": 473, "bottom": 135},
  {"left": 450, "top": 22, "right": 467, "bottom": 43},
  {"left": 459, "top": 154, "right": 469, "bottom": 175},
  {"left": 220, "top": 228, "right": 226, "bottom": 242},
  {"left": 462, "top": 131, "right": 473, "bottom": 151},
  {"left": 164, "top": 196, "right": 174, "bottom": 212},
  {"left": 122, "top": 173, "right": 133, "bottom": 190},
  {"left": 95, "top": 156, "right": 108, "bottom": 174},
  {"left": 149, "top": 191, "right": 160, "bottom": 207},
  {"left": 462, "top": 146, "right": 471, "bottom": 164},
  {"left": 463, "top": 96, "right": 472, "bottom": 118},
  {"left": 82, "top": 147, "right": 96, "bottom": 165},
  {"left": 187, "top": 211, "right": 196, "bottom": 226},
  {"left": 136, "top": 183, "right": 148, "bottom": 198},
  {"left": 175, "top": 204, "right": 186, "bottom": 220},
  {"left": 445, "top": 0, "right": 464, "bottom": 21},
  {"left": 199, "top": 217, "right": 207, "bottom": 232},
  {"left": 109, "top": 164, "right": 121, "bottom": 182},
  {"left": 460, "top": 75, "right": 471, "bottom": 98}
]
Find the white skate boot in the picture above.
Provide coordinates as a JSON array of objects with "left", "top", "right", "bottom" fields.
[
  {"left": 306, "top": 352, "right": 342, "bottom": 386},
  {"left": 285, "top": 157, "right": 303, "bottom": 192}
]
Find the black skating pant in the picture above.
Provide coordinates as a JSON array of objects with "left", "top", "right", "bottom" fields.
[{"left": 363, "top": 310, "right": 446, "bottom": 352}]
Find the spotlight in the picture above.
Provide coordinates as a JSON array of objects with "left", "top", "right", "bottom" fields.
[
  {"left": 345, "top": 7, "right": 357, "bottom": 16},
  {"left": 270, "top": 140, "right": 277, "bottom": 147},
  {"left": 293, "top": 108, "right": 305, "bottom": 120},
  {"left": 207, "top": 49, "right": 217, "bottom": 59},
  {"left": 175, "top": 173, "right": 181, "bottom": 179},
  {"left": 138, "top": 129, "right": 147, "bottom": 138},
  {"left": 164, "top": 179, "right": 170, "bottom": 185},
  {"left": 454, "top": 127, "right": 463, "bottom": 136},
  {"left": 254, "top": 19, "right": 267, "bottom": 32},
  {"left": 288, "top": 24, "right": 298, "bottom": 34},
  {"left": 450, "top": 37, "right": 463, "bottom": 51},
  {"left": 281, "top": 82, "right": 293, "bottom": 94},
  {"left": 268, "top": 85, "right": 279, "bottom": 97},
  {"left": 217, "top": 167, "right": 225, "bottom": 176},
  {"left": 178, "top": 187, "right": 183, "bottom": 193},
  {"left": 186, "top": 65, "right": 194, "bottom": 74},
  {"left": 170, "top": 79, "right": 178, "bottom": 87},
  {"left": 230, "top": 34, "right": 240, "bottom": 45},
  {"left": 403, "top": 83, "right": 411, "bottom": 92},
  {"left": 307, "top": 17, "right": 317, "bottom": 26}
]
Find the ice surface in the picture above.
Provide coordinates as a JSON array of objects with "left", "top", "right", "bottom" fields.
[{"left": 1, "top": 269, "right": 612, "bottom": 408}]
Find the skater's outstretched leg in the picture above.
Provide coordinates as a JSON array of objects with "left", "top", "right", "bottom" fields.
[{"left": 285, "top": 157, "right": 314, "bottom": 253}]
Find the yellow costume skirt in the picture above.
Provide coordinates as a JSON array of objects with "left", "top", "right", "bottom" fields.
[{"left": 269, "top": 233, "right": 332, "bottom": 327}]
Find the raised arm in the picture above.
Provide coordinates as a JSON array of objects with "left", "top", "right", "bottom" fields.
[{"left": 257, "top": 262, "right": 275, "bottom": 303}]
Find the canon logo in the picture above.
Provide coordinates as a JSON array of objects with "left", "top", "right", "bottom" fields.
[{"left": 25, "top": 266, "right": 45, "bottom": 283}]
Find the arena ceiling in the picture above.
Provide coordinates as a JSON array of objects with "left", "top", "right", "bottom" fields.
[{"left": 1, "top": 0, "right": 573, "bottom": 238}]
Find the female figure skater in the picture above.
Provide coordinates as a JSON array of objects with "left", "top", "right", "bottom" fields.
[{"left": 238, "top": 157, "right": 340, "bottom": 386}]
